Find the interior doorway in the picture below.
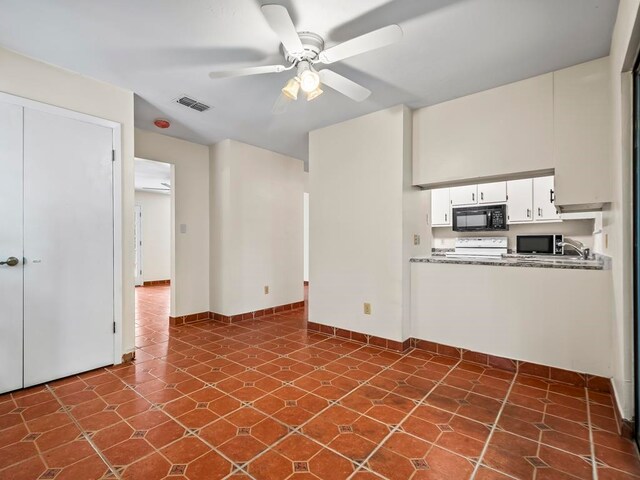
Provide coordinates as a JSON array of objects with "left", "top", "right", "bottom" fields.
[{"left": 134, "top": 158, "right": 173, "bottom": 325}]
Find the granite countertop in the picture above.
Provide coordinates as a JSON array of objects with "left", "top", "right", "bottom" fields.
[{"left": 410, "top": 250, "right": 610, "bottom": 270}]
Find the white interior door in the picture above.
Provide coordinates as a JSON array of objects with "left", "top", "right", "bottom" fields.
[
  {"left": 23, "top": 108, "right": 114, "bottom": 387},
  {"left": 135, "top": 205, "right": 143, "bottom": 286},
  {"left": 0, "top": 103, "right": 24, "bottom": 394}
]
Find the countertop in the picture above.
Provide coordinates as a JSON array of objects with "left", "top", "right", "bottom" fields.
[{"left": 410, "top": 250, "right": 610, "bottom": 270}]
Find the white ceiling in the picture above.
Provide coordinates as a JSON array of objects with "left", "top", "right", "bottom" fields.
[
  {"left": 0, "top": 0, "right": 619, "bottom": 167},
  {"left": 135, "top": 158, "right": 171, "bottom": 194}
]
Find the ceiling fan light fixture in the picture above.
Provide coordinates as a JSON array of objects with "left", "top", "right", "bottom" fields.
[
  {"left": 282, "top": 77, "right": 300, "bottom": 100},
  {"left": 306, "top": 86, "right": 323, "bottom": 102},
  {"left": 297, "top": 61, "right": 320, "bottom": 93}
]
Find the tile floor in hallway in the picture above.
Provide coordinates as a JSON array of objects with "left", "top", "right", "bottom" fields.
[{"left": 1, "top": 285, "right": 640, "bottom": 479}]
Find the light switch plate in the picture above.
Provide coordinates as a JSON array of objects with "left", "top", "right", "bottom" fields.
[
  {"left": 180, "top": 224, "right": 187, "bottom": 234},
  {"left": 363, "top": 303, "right": 371, "bottom": 315}
]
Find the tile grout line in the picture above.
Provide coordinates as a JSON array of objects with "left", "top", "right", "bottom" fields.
[
  {"left": 45, "top": 384, "right": 122, "bottom": 480},
  {"left": 348, "top": 359, "right": 464, "bottom": 479},
  {"left": 468, "top": 370, "right": 519, "bottom": 480},
  {"left": 585, "top": 387, "right": 598, "bottom": 480}
]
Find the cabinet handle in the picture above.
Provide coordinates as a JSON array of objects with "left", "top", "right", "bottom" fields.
[
  {"left": 472, "top": 193, "right": 475, "bottom": 202},
  {"left": 480, "top": 192, "right": 484, "bottom": 201},
  {"left": 550, "top": 189, "right": 555, "bottom": 203},
  {"left": 538, "top": 207, "right": 542, "bottom": 217},
  {"left": 527, "top": 208, "right": 531, "bottom": 218},
  {"left": 445, "top": 213, "right": 447, "bottom": 222}
]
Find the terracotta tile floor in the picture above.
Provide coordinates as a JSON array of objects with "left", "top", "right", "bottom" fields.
[{"left": 1, "top": 285, "right": 640, "bottom": 479}]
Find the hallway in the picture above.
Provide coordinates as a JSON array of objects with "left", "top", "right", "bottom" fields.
[{"left": 0, "top": 286, "right": 638, "bottom": 479}]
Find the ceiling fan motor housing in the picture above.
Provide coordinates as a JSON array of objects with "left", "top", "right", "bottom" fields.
[{"left": 282, "top": 31, "right": 324, "bottom": 63}]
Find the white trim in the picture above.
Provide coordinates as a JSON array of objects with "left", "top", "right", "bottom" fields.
[{"left": 0, "top": 90, "right": 125, "bottom": 366}]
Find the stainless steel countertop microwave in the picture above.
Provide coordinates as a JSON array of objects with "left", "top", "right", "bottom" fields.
[{"left": 516, "top": 234, "right": 564, "bottom": 255}]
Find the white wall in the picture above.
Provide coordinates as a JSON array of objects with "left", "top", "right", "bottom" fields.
[
  {"left": 0, "top": 47, "right": 136, "bottom": 356},
  {"left": 135, "top": 191, "right": 170, "bottom": 282},
  {"left": 602, "top": 0, "right": 640, "bottom": 420},
  {"left": 135, "top": 129, "right": 210, "bottom": 317},
  {"left": 310, "top": 105, "right": 428, "bottom": 341},
  {"left": 412, "top": 263, "right": 613, "bottom": 376},
  {"left": 210, "top": 139, "right": 304, "bottom": 316}
]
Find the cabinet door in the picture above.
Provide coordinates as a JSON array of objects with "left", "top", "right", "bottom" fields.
[
  {"left": 450, "top": 185, "right": 478, "bottom": 206},
  {"left": 478, "top": 182, "right": 507, "bottom": 204},
  {"left": 533, "top": 176, "right": 561, "bottom": 222},
  {"left": 431, "top": 188, "right": 451, "bottom": 226},
  {"left": 506, "top": 179, "right": 533, "bottom": 223}
]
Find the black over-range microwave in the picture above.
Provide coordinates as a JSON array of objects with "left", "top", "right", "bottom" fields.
[{"left": 452, "top": 204, "right": 508, "bottom": 232}]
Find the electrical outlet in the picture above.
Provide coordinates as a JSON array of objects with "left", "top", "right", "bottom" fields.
[
  {"left": 414, "top": 234, "right": 420, "bottom": 246},
  {"left": 363, "top": 303, "right": 371, "bottom": 315},
  {"left": 264, "top": 286, "right": 269, "bottom": 295}
]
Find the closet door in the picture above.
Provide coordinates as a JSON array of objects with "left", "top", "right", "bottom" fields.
[
  {"left": 23, "top": 108, "right": 114, "bottom": 387},
  {"left": 0, "top": 103, "right": 24, "bottom": 394}
]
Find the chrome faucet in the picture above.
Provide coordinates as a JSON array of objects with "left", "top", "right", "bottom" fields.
[{"left": 559, "top": 239, "right": 591, "bottom": 260}]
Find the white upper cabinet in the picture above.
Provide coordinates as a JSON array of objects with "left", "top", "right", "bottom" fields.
[
  {"left": 553, "top": 57, "right": 612, "bottom": 209},
  {"left": 533, "top": 176, "right": 561, "bottom": 222},
  {"left": 450, "top": 185, "right": 478, "bottom": 206},
  {"left": 478, "top": 182, "right": 507, "bottom": 204},
  {"left": 506, "top": 179, "right": 533, "bottom": 223},
  {"left": 430, "top": 188, "right": 451, "bottom": 226},
  {"left": 413, "top": 74, "right": 553, "bottom": 187}
]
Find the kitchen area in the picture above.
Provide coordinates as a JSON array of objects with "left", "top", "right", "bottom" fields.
[{"left": 409, "top": 56, "right": 615, "bottom": 382}]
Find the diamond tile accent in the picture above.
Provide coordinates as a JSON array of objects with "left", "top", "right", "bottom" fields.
[
  {"left": 437, "top": 424, "right": 454, "bottom": 432},
  {"left": 11, "top": 407, "right": 26, "bottom": 414},
  {"left": 538, "top": 398, "right": 553, "bottom": 404},
  {"left": 22, "top": 433, "right": 41, "bottom": 441},
  {"left": 338, "top": 425, "right": 354, "bottom": 433},
  {"left": 166, "top": 383, "right": 177, "bottom": 389},
  {"left": 169, "top": 464, "right": 187, "bottom": 475},
  {"left": 39, "top": 469, "right": 62, "bottom": 479},
  {"left": 321, "top": 381, "right": 331, "bottom": 386},
  {"left": 286, "top": 400, "right": 297, "bottom": 407},
  {"left": 525, "top": 457, "right": 549, "bottom": 468},
  {"left": 132, "top": 430, "right": 147, "bottom": 438},
  {"left": 185, "top": 428, "right": 200, "bottom": 437},
  {"left": 238, "top": 427, "right": 251, "bottom": 436},
  {"left": 534, "top": 423, "right": 551, "bottom": 431},
  {"left": 411, "top": 459, "right": 429, "bottom": 470},
  {"left": 196, "top": 402, "right": 209, "bottom": 409},
  {"left": 83, "top": 385, "right": 96, "bottom": 391},
  {"left": 244, "top": 382, "right": 254, "bottom": 387},
  {"left": 104, "top": 404, "right": 118, "bottom": 411},
  {"left": 293, "top": 462, "right": 309, "bottom": 472},
  {"left": 455, "top": 399, "right": 470, "bottom": 405},
  {"left": 372, "top": 399, "right": 384, "bottom": 406},
  {"left": 151, "top": 403, "right": 164, "bottom": 410}
]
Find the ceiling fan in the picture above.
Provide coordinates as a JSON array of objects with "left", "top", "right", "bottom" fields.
[{"left": 209, "top": 4, "right": 403, "bottom": 104}]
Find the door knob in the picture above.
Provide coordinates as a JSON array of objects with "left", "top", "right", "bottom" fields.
[{"left": 0, "top": 257, "right": 19, "bottom": 266}]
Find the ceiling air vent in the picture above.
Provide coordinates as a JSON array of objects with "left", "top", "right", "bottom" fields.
[{"left": 175, "top": 95, "right": 211, "bottom": 112}]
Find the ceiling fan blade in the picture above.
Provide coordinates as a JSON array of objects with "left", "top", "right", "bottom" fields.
[
  {"left": 209, "top": 64, "right": 289, "bottom": 79},
  {"left": 319, "top": 69, "right": 371, "bottom": 102},
  {"left": 318, "top": 24, "right": 402, "bottom": 64},
  {"left": 261, "top": 4, "right": 305, "bottom": 56}
]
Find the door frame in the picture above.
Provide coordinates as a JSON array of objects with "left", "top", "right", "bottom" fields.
[
  {"left": 0, "top": 91, "right": 124, "bottom": 366},
  {"left": 134, "top": 205, "right": 143, "bottom": 287}
]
